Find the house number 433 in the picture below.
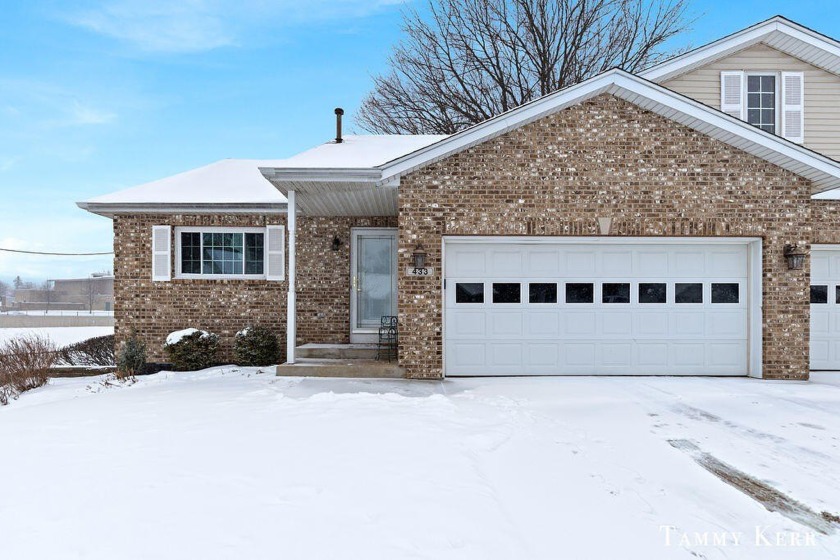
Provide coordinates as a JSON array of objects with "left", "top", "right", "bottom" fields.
[{"left": 406, "top": 266, "right": 434, "bottom": 276}]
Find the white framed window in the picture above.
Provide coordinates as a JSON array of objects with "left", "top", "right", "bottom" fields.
[
  {"left": 745, "top": 73, "right": 778, "bottom": 134},
  {"left": 174, "top": 226, "right": 277, "bottom": 279}
]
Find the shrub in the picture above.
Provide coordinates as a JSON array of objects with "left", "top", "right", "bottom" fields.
[
  {"left": 0, "top": 334, "right": 58, "bottom": 405},
  {"left": 234, "top": 326, "right": 280, "bottom": 366},
  {"left": 164, "top": 328, "right": 219, "bottom": 371},
  {"left": 116, "top": 333, "right": 146, "bottom": 380},
  {"left": 59, "top": 335, "right": 115, "bottom": 367}
]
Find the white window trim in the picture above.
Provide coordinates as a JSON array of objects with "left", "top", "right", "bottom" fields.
[
  {"left": 743, "top": 71, "right": 781, "bottom": 134},
  {"left": 174, "top": 226, "right": 268, "bottom": 280}
]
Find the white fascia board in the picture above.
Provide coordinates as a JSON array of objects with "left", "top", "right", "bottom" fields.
[
  {"left": 76, "top": 201, "right": 288, "bottom": 218},
  {"left": 378, "top": 69, "right": 840, "bottom": 189},
  {"left": 641, "top": 18, "right": 840, "bottom": 82},
  {"left": 259, "top": 167, "right": 382, "bottom": 183}
]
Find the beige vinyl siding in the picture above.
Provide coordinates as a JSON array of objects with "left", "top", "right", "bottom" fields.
[{"left": 663, "top": 43, "right": 840, "bottom": 160}]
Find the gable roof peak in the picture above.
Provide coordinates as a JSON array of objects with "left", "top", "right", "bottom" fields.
[{"left": 641, "top": 16, "right": 840, "bottom": 82}]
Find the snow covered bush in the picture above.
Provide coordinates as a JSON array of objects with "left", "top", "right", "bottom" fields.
[
  {"left": 234, "top": 326, "right": 280, "bottom": 366},
  {"left": 164, "top": 328, "right": 219, "bottom": 371},
  {"left": 0, "top": 334, "right": 57, "bottom": 405},
  {"left": 116, "top": 332, "right": 146, "bottom": 379},
  {"left": 60, "top": 335, "right": 115, "bottom": 367}
]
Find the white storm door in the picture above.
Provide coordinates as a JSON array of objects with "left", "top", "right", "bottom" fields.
[{"left": 350, "top": 228, "right": 398, "bottom": 343}]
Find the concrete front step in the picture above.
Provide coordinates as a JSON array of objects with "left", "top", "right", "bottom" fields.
[
  {"left": 296, "top": 343, "right": 380, "bottom": 360},
  {"left": 276, "top": 358, "right": 404, "bottom": 378}
]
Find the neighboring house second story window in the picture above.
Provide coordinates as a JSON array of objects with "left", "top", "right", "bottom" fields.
[
  {"left": 152, "top": 226, "right": 284, "bottom": 281},
  {"left": 746, "top": 74, "right": 776, "bottom": 134},
  {"left": 720, "top": 71, "right": 804, "bottom": 143}
]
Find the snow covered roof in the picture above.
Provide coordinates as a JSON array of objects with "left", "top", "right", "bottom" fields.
[
  {"left": 79, "top": 159, "right": 288, "bottom": 214},
  {"left": 278, "top": 135, "right": 449, "bottom": 169},
  {"left": 79, "top": 136, "right": 449, "bottom": 217},
  {"left": 641, "top": 16, "right": 840, "bottom": 83}
]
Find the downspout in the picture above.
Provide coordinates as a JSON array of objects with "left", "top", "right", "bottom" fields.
[{"left": 286, "top": 190, "right": 296, "bottom": 364}]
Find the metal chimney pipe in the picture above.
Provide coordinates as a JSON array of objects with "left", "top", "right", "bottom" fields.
[{"left": 334, "top": 107, "right": 344, "bottom": 143}]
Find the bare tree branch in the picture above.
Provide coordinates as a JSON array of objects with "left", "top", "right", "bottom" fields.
[{"left": 357, "top": 0, "right": 691, "bottom": 134}]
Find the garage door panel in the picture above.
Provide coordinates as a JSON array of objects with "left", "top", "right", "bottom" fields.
[
  {"left": 707, "top": 311, "right": 747, "bottom": 337},
  {"left": 565, "top": 343, "right": 596, "bottom": 366},
  {"left": 490, "top": 312, "right": 524, "bottom": 336},
  {"left": 811, "top": 247, "right": 840, "bottom": 370},
  {"left": 526, "top": 343, "right": 560, "bottom": 367},
  {"left": 566, "top": 252, "right": 595, "bottom": 275},
  {"left": 450, "top": 342, "right": 486, "bottom": 369},
  {"left": 635, "top": 312, "right": 669, "bottom": 336},
  {"left": 564, "top": 311, "right": 596, "bottom": 336},
  {"left": 672, "top": 343, "right": 705, "bottom": 366},
  {"left": 445, "top": 240, "right": 752, "bottom": 376},
  {"left": 449, "top": 249, "right": 486, "bottom": 277},
  {"left": 601, "top": 312, "right": 633, "bottom": 335},
  {"left": 491, "top": 250, "right": 523, "bottom": 276},
  {"left": 638, "top": 252, "right": 669, "bottom": 276},
  {"left": 674, "top": 312, "right": 705, "bottom": 336},
  {"left": 449, "top": 311, "right": 486, "bottom": 337},
  {"left": 674, "top": 251, "right": 706, "bottom": 276},
  {"left": 527, "top": 250, "right": 561, "bottom": 275},
  {"left": 525, "top": 312, "right": 560, "bottom": 337},
  {"left": 709, "top": 342, "right": 747, "bottom": 367},
  {"left": 709, "top": 251, "right": 746, "bottom": 276},
  {"left": 637, "top": 343, "right": 669, "bottom": 366},
  {"left": 490, "top": 343, "right": 523, "bottom": 366},
  {"left": 601, "top": 251, "right": 632, "bottom": 275},
  {"left": 600, "top": 343, "right": 633, "bottom": 366}
]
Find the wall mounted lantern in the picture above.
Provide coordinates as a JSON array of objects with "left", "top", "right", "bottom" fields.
[
  {"left": 331, "top": 235, "right": 342, "bottom": 251},
  {"left": 412, "top": 245, "right": 427, "bottom": 268},
  {"left": 783, "top": 244, "right": 806, "bottom": 270}
]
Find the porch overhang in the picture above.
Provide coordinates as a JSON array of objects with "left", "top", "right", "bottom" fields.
[{"left": 259, "top": 167, "right": 398, "bottom": 216}]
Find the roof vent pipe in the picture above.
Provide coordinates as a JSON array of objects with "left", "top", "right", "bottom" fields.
[{"left": 334, "top": 107, "right": 344, "bottom": 143}]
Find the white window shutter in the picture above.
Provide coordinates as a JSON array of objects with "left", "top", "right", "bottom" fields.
[
  {"left": 781, "top": 72, "right": 805, "bottom": 143},
  {"left": 265, "top": 225, "right": 285, "bottom": 281},
  {"left": 720, "top": 71, "right": 744, "bottom": 119},
  {"left": 151, "top": 225, "right": 171, "bottom": 282}
]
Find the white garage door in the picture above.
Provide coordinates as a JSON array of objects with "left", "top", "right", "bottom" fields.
[
  {"left": 810, "top": 246, "right": 840, "bottom": 370},
  {"left": 444, "top": 238, "right": 754, "bottom": 376}
]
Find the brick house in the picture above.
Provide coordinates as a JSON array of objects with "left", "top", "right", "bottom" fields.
[{"left": 79, "top": 16, "right": 840, "bottom": 379}]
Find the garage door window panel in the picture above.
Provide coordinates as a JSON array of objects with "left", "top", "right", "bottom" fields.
[
  {"left": 456, "top": 283, "right": 484, "bottom": 304},
  {"left": 675, "top": 283, "right": 703, "bottom": 304},
  {"left": 529, "top": 283, "right": 557, "bottom": 304},
  {"left": 493, "top": 283, "right": 521, "bottom": 304},
  {"left": 602, "top": 283, "right": 630, "bottom": 304},
  {"left": 566, "top": 283, "right": 594, "bottom": 304},
  {"left": 836, "top": 286, "right": 840, "bottom": 304},
  {"left": 639, "top": 283, "right": 666, "bottom": 304},
  {"left": 711, "top": 283, "right": 740, "bottom": 304},
  {"left": 811, "top": 285, "right": 828, "bottom": 304}
]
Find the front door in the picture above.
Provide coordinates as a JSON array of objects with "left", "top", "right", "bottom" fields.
[{"left": 350, "top": 228, "right": 398, "bottom": 343}]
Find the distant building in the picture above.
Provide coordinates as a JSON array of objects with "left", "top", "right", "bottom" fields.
[{"left": 11, "top": 274, "right": 113, "bottom": 312}]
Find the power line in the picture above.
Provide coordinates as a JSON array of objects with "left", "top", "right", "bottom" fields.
[{"left": 0, "top": 247, "right": 113, "bottom": 256}]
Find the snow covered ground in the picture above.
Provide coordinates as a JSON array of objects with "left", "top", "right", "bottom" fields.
[
  {"left": 0, "top": 326, "right": 113, "bottom": 347},
  {"left": 1, "top": 369, "right": 839, "bottom": 559}
]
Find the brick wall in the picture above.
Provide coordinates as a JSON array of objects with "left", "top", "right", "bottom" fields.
[
  {"left": 812, "top": 200, "right": 840, "bottom": 244},
  {"left": 113, "top": 213, "right": 394, "bottom": 363},
  {"left": 398, "top": 94, "right": 813, "bottom": 379}
]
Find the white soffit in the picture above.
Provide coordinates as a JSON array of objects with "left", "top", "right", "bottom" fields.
[
  {"left": 641, "top": 16, "right": 840, "bottom": 83},
  {"left": 377, "top": 69, "right": 840, "bottom": 193}
]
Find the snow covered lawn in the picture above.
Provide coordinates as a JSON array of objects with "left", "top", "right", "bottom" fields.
[
  {"left": 2, "top": 369, "right": 839, "bottom": 559},
  {"left": 0, "top": 326, "right": 113, "bottom": 347}
]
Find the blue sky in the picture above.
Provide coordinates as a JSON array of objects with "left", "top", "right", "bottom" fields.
[{"left": 1, "top": 0, "right": 838, "bottom": 282}]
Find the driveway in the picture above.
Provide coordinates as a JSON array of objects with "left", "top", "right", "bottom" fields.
[{"left": 1, "top": 369, "right": 839, "bottom": 559}]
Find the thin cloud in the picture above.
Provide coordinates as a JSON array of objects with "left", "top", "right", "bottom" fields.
[{"left": 64, "top": 0, "right": 407, "bottom": 54}]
